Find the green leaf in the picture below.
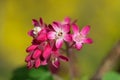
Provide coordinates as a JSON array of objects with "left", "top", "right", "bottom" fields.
[
  {"left": 102, "top": 71, "right": 120, "bottom": 80},
  {"left": 11, "top": 66, "right": 53, "bottom": 80}
]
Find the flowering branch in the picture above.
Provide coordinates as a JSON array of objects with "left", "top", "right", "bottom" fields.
[{"left": 25, "top": 17, "right": 93, "bottom": 79}]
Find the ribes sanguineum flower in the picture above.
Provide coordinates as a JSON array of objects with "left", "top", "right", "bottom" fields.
[
  {"left": 72, "top": 24, "right": 93, "bottom": 50},
  {"left": 50, "top": 50, "right": 68, "bottom": 68},
  {"left": 25, "top": 17, "right": 93, "bottom": 71},
  {"left": 28, "top": 18, "right": 47, "bottom": 39},
  {"left": 25, "top": 39, "right": 52, "bottom": 69},
  {"left": 48, "top": 22, "right": 72, "bottom": 48}
]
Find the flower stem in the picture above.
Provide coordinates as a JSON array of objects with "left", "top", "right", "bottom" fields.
[{"left": 66, "top": 43, "right": 75, "bottom": 80}]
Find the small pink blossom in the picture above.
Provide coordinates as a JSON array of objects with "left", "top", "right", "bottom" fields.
[
  {"left": 50, "top": 50, "right": 68, "bottom": 68},
  {"left": 28, "top": 18, "right": 47, "bottom": 38},
  {"left": 72, "top": 24, "right": 93, "bottom": 50},
  {"left": 48, "top": 22, "right": 72, "bottom": 48}
]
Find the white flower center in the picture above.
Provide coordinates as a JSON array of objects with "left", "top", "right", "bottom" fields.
[
  {"left": 33, "top": 27, "right": 41, "bottom": 35},
  {"left": 56, "top": 30, "right": 64, "bottom": 39}
]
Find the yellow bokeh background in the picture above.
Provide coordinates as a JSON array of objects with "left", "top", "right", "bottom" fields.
[{"left": 0, "top": 0, "right": 120, "bottom": 80}]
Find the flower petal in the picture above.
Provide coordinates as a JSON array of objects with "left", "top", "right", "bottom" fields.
[
  {"left": 27, "top": 61, "right": 33, "bottom": 69},
  {"left": 56, "top": 39, "right": 63, "bottom": 48},
  {"left": 72, "top": 24, "right": 79, "bottom": 34},
  {"left": 52, "top": 42, "right": 57, "bottom": 51},
  {"left": 48, "top": 24, "right": 54, "bottom": 30},
  {"left": 43, "top": 44, "right": 52, "bottom": 59},
  {"left": 41, "top": 60, "right": 47, "bottom": 65},
  {"left": 62, "top": 24, "right": 70, "bottom": 33},
  {"left": 35, "top": 58, "right": 41, "bottom": 68},
  {"left": 64, "top": 17, "right": 71, "bottom": 24},
  {"left": 75, "top": 43, "right": 82, "bottom": 50},
  {"left": 32, "top": 49, "right": 41, "bottom": 59},
  {"left": 52, "top": 23, "right": 60, "bottom": 32},
  {"left": 28, "top": 30, "right": 34, "bottom": 37},
  {"left": 26, "top": 45, "right": 38, "bottom": 52},
  {"left": 49, "top": 62, "right": 58, "bottom": 73},
  {"left": 80, "top": 25, "right": 90, "bottom": 35},
  {"left": 32, "top": 19, "right": 39, "bottom": 27},
  {"left": 52, "top": 58, "right": 60, "bottom": 68},
  {"left": 64, "top": 34, "right": 72, "bottom": 42},
  {"left": 39, "top": 17, "right": 43, "bottom": 26},
  {"left": 25, "top": 54, "right": 32, "bottom": 62},
  {"left": 83, "top": 38, "right": 93, "bottom": 44},
  {"left": 37, "top": 32, "right": 47, "bottom": 41},
  {"left": 47, "top": 31, "right": 56, "bottom": 39},
  {"left": 59, "top": 55, "right": 69, "bottom": 62},
  {"left": 27, "top": 61, "right": 31, "bottom": 67}
]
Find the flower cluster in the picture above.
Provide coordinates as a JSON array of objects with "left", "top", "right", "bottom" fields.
[{"left": 25, "top": 17, "right": 93, "bottom": 69}]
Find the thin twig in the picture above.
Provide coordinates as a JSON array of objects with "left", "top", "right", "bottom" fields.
[{"left": 91, "top": 40, "right": 120, "bottom": 80}]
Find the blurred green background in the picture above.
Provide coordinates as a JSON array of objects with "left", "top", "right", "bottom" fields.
[{"left": 0, "top": 0, "right": 120, "bottom": 80}]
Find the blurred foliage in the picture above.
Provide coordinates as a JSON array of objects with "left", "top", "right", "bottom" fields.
[
  {"left": 102, "top": 71, "right": 120, "bottom": 80},
  {"left": 80, "top": 76, "right": 89, "bottom": 80},
  {"left": 11, "top": 66, "right": 53, "bottom": 80},
  {"left": 80, "top": 71, "right": 120, "bottom": 80}
]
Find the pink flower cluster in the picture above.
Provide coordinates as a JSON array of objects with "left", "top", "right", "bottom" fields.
[{"left": 25, "top": 17, "right": 93, "bottom": 69}]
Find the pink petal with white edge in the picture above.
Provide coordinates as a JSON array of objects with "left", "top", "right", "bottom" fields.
[
  {"left": 32, "top": 49, "right": 41, "bottom": 59},
  {"left": 64, "top": 34, "right": 72, "bottom": 42},
  {"left": 52, "top": 59, "right": 60, "bottom": 68},
  {"left": 43, "top": 44, "right": 52, "bottom": 59},
  {"left": 52, "top": 23, "right": 60, "bottom": 32},
  {"left": 56, "top": 39, "right": 63, "bottom": 48},
  {"left": 80, "top": 25, "right": 90, "bottom": 35},
  {"left": 83, "top": 38, "right": 93, "bottom": 44},
  {"left": 72, "top": 24, "right": 79, "bottom": 34},
  {"left": 59, "top": 55, "right": 69, "bottom": 62},
  {"left": 47, "top": 31, "right": 56, "bottom": 39},
  {"left": 35, "top": 58, "right": 41, "bottom": 68},
  {"left": 62, "top": 24, "right": 70, "bottom": 33},
  {"left": 26, "top": 45, "right": 38, "bottom": 52},
  {"left": 75, "top": 43, "right": 82, "bottom": 50},
  {"left": 32, "top": 19, "right": 39, "bottom": 27}
]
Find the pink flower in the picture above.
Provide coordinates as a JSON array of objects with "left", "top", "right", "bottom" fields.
[
  {"left": 72, "top": 24, "right": 93, "bottom": 50},
  {"left": 48, "top": 23, "right": 72, "bottom": 48},
  {"left": 50, "top": 50, "right": 68, "bottom": 68},
  {"left": 25, "top": 17, "right": 93, "bottom": 70},
  {"left": 48, "top": 49, "right": 68, "bottom": 74},
  {"left": 28, "top": 18, "right": 47, "bottom": 38}
]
